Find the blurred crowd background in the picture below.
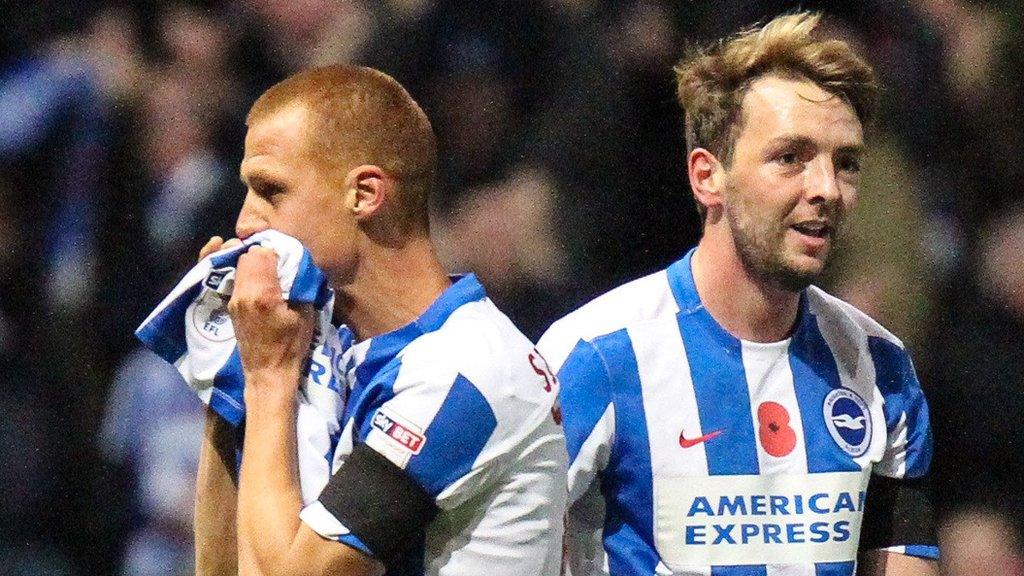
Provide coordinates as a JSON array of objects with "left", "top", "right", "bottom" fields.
[{"left": 1, "top": 0, "right": 1022, "bottom": 574}]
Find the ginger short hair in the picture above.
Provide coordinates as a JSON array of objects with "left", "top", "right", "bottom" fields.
[
  {"left": 247, "top": 65, "right": 438, "bottom": 232},
  {"left": 674, "top": 12, "right": 879, "bottom": 219}
]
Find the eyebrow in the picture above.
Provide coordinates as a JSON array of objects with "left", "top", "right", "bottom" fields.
[
  {"left": 239, "top": 170, "right": 282, "bottom": 188},
  {"left": 764, "top": 135, "right": 865, "bottom": 156}
]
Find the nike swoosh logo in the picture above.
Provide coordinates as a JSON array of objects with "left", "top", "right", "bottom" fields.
[{"left": 679, "top": 429, "right": 724, "bottom": 448}]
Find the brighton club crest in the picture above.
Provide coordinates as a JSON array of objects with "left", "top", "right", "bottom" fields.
[{"left": 823, "top": 387, "right": 871, "bottom": 457}]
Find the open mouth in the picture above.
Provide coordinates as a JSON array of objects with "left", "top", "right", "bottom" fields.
[{"left": 791, "top": 221, "right": 831, "bottom": 239}]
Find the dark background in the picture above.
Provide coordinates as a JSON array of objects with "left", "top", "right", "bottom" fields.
[{"left": 1, "top": 1, "right": 1022, "bottom": 574}]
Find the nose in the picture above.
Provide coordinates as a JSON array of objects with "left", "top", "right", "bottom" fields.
[
  {"left": 235, "top": 192, "right": 269, "bottom": 240},
  {"left": 806, "top": 156, "right": 841, "bottom": 204}
]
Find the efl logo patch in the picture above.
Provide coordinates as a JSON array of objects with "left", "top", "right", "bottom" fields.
[
  {"left": 190, "top": 296, "right": 234, "bottom": 342},
  {"left": 371, "top": 411, "right": 425, "bottom": 454},
  {"left": 823, "top": 388, "right": 871, "bottom": 457}
]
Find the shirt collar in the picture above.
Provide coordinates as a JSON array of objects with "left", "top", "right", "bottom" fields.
[
  {"left": 352, "top": 273, "right": 487, "bottom": 384},
  {"left": 665, "top": 247, "right": 810, "bottom": 345}
]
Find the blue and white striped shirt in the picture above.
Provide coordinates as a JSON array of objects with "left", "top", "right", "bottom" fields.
[
  {"left": 538, "top": 249, "right": 936, "bottom": 576},
  {"left": 301, "top": 274, "right": 567, "bottom": 576}
]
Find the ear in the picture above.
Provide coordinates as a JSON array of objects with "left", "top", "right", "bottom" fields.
[
  {"left": 687, "top": 148, "right": 726, "bottom": 217},
  {"left": 344, "top": 164, "right": 392, "bottom": 221}
]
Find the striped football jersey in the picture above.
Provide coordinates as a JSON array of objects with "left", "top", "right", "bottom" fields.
[
  {"left": 537, "top": 249, "right": 937, "bottom": 576},
  {"left": 301, "top": 274, "right": 567, "bottom": 575}
]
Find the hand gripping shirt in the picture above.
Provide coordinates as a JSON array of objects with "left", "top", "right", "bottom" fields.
[
  {"left": 537, "top": 249, "right": 937, "bottom": 576},
  {"left": 300, "top": 274, "right": 567, "bottom": 575},
  {"left": 135, "top": 230, "right": 344, "bottom": 505}
]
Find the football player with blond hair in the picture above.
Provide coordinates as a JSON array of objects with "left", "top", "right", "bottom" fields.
[{"left": 540, "top": 12, "right": 938, "bottom": 576}]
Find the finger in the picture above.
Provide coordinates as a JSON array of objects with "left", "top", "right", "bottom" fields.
[
  {"left": 199, "top": 236, "right": 246, "bottom": 264},
  {"left": 234, "top": 248, "right": 280, "bottom": 300},
  {"left": 198, "top": 236, "right": 224, "bottom": 261}
]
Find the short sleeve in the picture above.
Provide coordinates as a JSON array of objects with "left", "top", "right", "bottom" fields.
[
  {"left": 861, "top": 337, "right": 938, "bottom": 560},
  {"left": 869, "top": 336, "right": 933, "bottom": 480},
  {"left": 302, "top": 360, "right": 500, "bottom": 564},
  {"left": 359, "top": 372, "right": 499, "bottom": 503}
]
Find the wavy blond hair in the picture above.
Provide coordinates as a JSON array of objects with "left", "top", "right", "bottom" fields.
[{"left": 675, "top": 12, "right": 878, "bottom": 217}]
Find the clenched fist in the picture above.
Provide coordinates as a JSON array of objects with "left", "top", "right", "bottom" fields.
[{"left": 227, "top": 245, "right": 316, "bottom": 399}]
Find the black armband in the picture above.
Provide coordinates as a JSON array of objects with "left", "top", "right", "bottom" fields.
[
  {"left": 318, "top": 442, "right": 439, "bottom": 566},
  {"left": 859, "top": 473, "right": 937, "bottom": 551}
]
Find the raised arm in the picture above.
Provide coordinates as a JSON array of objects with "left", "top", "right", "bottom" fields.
[
  {"left": 195, "top": 407, "right": 239, "bottom": 576},
  {"left": 193, "top": 236, "right": 241, "bottom": 576},
  {"left": 230, "top": 246, "right": 383, "bottom": 576}
]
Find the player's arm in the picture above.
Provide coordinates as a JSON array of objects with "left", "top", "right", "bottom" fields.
[
  {"left": 230, "top": 246, "right": 384, "bottom": 576},
  {"left": 195, "top": 407, "right": 240, "bottom": 576},
  {"left": 857, "top": 473, "right": 939, "bottom": 576},
  {"left": 194, "top": 236, "right": 242, "bottom": 576},
  {"left": 857, "top": 339, "right": 939, "bottom": 576},
  {"left": 299, "top": 337, "right": 519, "bottom": 571}
]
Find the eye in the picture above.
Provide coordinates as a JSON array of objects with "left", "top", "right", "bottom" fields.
[
  {"left": 776, "top": 151, "right": 800, "bottom": 166},
  {"left": 254, "top": 182, "right": 285, "bottom": 200},
  {"left": 837, "top": 156, "right": 861, "bottom": 174}
]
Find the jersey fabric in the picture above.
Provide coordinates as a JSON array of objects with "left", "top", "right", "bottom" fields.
[
  {"left": 300, "top": 274, "right": 567, "bottom": 575},
  {"left": 537, "top": 249, "right": 937, "bottom": 576},
  {"left": 136, "top": 229, "right": 343, "bottom": 505}
]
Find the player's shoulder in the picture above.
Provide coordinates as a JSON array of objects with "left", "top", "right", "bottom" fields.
[
  {"left": 805, "top": 285, "right": 906, "bottom": 350},
  {"left": 395, "top": 297, "right": 559, "bottom": 454},
  {"left": 538, "top": 268, "right": 679, "bottom": 371},
  {"left": 400, "top": 297, "right": 533, "bottom": 390}
]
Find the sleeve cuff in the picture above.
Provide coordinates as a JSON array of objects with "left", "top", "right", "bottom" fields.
[
  {"left": 299, "top": 501, "right": 373, "bottom": 557},
  {"left": 875, "top": 545, "right": 940, "bottom": 560}
]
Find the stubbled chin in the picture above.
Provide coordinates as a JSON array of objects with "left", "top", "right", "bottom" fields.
[{"left": 786, "top": 251, "right": 828, "bottom": 276}]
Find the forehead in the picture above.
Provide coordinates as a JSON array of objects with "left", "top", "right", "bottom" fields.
[
  {"left": 738, "top": 75, "right": 863, "bottom": 148},
  {"left": 241, "top": 104, "right": 312, "bottom": 177}
]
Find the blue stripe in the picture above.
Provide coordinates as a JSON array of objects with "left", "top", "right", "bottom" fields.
[
  {"left": 594, "top": 329, "right": 660, "bottom": 575},
  {"left": 678, "top": 309, "right": 759, "bottom": 476},
  {"left": 349, "top": 361, "right": 402, "bottom": 441},
  {"left": 790, "top": 308, "right": 860, "bottom": 473},
  {"left": 355, "top": 325, "right": 421, "bottom": 389},
  {"left": 337, "top": 533, "right": 373, "bottom": 556},
  {"left": 135, "top": 283, "right": 203, "bottom": 364},
  {"left": 868, "top": 337, "right": 913, "bottom": 428},
  {"left": 557, "top": 339, "right": 614, "bottom": 463},
  {"left": 209, "top": 244, "right": 245, "bottom": 268},
  {"left": 288, "top": 248, "right": 330, "bottom": 307},
  {"left": 712, "top": 566, "right": 767, "bottom": 576},
  {"left": 210, "top": 348, "right": 246, "bottom": 426},
  {"left": 868, "top": 337, "right": 933, "bottom": 478},
  {"left": 665, "top": 248, "right": 702, "bottom": 312},
  {"left": 407, "top": 375, "right": 497, "bottom": 497},
  {"left": 415, "top": 274, "right": 486, "bottom": 332},
  {"left": 902, "top": 544, "right": 939, "bottom": 560},
  {"left": 815, "top": 560, "right": 855, "bottom": 575}
]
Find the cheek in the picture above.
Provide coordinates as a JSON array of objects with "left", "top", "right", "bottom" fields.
[
  {"left": 735, "top": 169, "right": 797, "bottom": 212},
  {"left": 305, "top": 217, "right": 358, "bottom": 273},
  {"left": 841, "top": 187, "right": 858, "bottom": 211},
  {"left": 271, "top": 206, "right": 310, "bottom": 239}
]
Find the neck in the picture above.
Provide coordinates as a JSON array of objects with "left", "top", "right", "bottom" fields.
[
  {"left": 333, "top": 234, "right": 451, "bottom": 341},
  {"left": 691, "top": 231, "right": 801, "bottom": 343}
]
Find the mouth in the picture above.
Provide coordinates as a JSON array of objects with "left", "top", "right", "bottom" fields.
[{"left": 790, "top": 220, "right": 832, "bottom": 239}]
